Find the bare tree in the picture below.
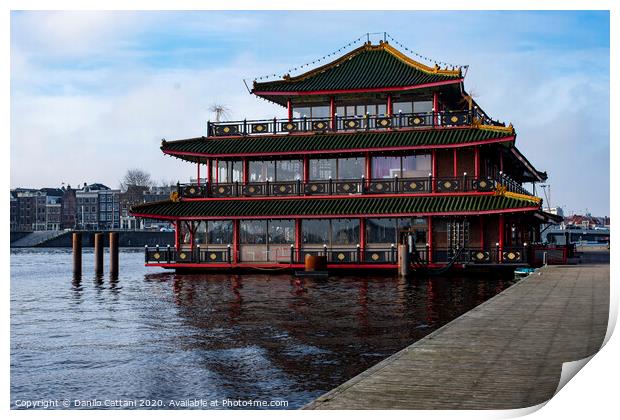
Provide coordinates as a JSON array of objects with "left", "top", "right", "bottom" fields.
[
  {"left": 209, "top": 103, "right": 231, "bottom": 122},
  {"left": 120, "top": 168, "right": 153, "bottom": 192}
]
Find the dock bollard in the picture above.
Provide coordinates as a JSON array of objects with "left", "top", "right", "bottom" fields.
[
  {"left": 398, "top": 244, "right": 409, "bottom": 277},
  {"left": 109, "top": 232, "right": 119, "bottom": 278},
  {"left": 94, "top": 233, "right": 104, "bottom": 276},
  {"left": 72, "top": 232, "right": 82, "bottom": 277}
]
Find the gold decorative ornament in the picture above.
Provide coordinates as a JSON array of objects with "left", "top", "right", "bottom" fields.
[{"left": 170, "top": 191, "right": 180, "bottom": 202}]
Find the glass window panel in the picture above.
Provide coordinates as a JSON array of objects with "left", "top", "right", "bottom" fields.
[
  {"left": 312, "top": 106, "right": 330, "bottom": 119},
  {"left": 377, "top": 104, "right": 387, "bottom": 115},
  {"left": 218, "top": 160, "right": 229, "bottom": 183},
  {"left": 355, "top": 105, "right": 366, "bottom": 116},
  {"left": 402, "top": 154, "right": 432, "bottom": 178},
  {"left": 232, "top": 161, "right": 243, "bottom": 182},
  {"left": 338, "top": 157, "right": 365, "bottom": 180},
  {"left": 249, "top": 161, "right": 275, "bottom": 182},
  {"left": 332, "top": 219, "right": 360, "bottom": 245},
  {"left": 294, "top": 107, "right": 310, "bottom": 118},
  {"left": 372, "top": 156, "right": 401, "bottom": 179},
  {"left": 302, "top": 219, "right": 329, "bottom": 244},
  {"left": 336, "top": 106, "right": 345, "bottom": 117},
  {"left": 240, "top": 220, "right": 268, "bottom": 244},
  {"left": 309, "top": 158, "right": 337, "bottom": 180},
  {"left": 413, "top": 101, "right": 433, "bottom": 113},
  {"left": 346, "top": 106, "right": 355, "bottom": 117},
  {"left": 367, "top": 218, "right": 397, "bottom": 244},
  {"left": 276, "top": 160, "right": 302, "bottom": 181},
  {"left": 366, "top": 104, "right": 377, "bottom": 116},
  {"left": 208, "top": 221, "right": 233, "bottom": 244},
  {"left": 180, "top": 221, "right": 191, "bottom": 244},
  {"left": 268, "top": 219, "right": 295, "bottom": 244},
  {"left": 394, "top": 101, "right": 413, "bottom": 114},
  {"left": 195, "top": 221, "right": 207, "bottom": 244}
]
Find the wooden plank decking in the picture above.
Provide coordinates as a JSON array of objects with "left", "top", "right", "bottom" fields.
[{"left": 305, "top": 250, "right": 610, "bottom": 410}]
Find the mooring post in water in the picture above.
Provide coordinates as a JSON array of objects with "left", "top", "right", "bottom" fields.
[
  {"left": 109, "top": 232, "right": 119, "bottom": 278},
  {"left": 398, "top": 244, "right": 409, "bottom": 277},
  {"left": 94, "top": 233, "right": 104, "bottom": 276},
  {"left": 72, "top": 232, "right": 82, "bottom": 277}
]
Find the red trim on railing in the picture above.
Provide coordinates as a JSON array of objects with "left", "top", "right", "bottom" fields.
[
  {"left": 162, "top": 136, "right": 515, "bottom": 159},
  {"left": 131, "top": 206, "right": 542, "bottom": 222},
  {"left": 146, "top": 262, "right": 405, "bottom": 270},
  {"left": 252, "top": 79, "right": 463, "bottom": 97}
]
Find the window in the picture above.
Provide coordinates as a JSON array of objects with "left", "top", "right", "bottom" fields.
[
  {"left": 413, "top": 101, "right": 433, "bottom": 113},
  {"left": 331, "top": 219, "right": 360, "bottom": 245},
  {"left": 301, "top": 219, "right": 359, "bottom": 245},
  {"left": 249, "top": 160, "right": 275, "bottom": 182},
  {"left": 292, "top": 106, "right": 329, "bottom": 119},
  {"left": 367, "top": 218, "right": 397, "bottom": 244},
  {"left": 394, "top": 101, "right": 413, "bottom": 114},
  {"left": 240, "top": 220, "right": 268, "bottom": 244},
  {"left": 309, "top": 157, "right": 365, "bottom": 180},
  {"left": 215, "top": 160, "right": 243, "bottom": 183},
  {"left": 275, "top": 160, "right": 302, "bottom": 181},
  {"left": 208, "top": 221, "right": 233, "bottom": 244},
  {"left": 268, "top": 219, "right": 295, "bottom": 244},
  {"left": 372, "top": 154, "right": 431, "bottom": 179},
  {"left": 302, "top": 219, "right": 330, "bottom": 244}
]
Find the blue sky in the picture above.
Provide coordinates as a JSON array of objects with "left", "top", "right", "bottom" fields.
[{"left": 10, "top": 10, "right": 610, "bottom": 215}]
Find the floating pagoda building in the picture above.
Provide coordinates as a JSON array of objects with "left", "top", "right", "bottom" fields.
[{"left": 132, "top": 40, "right": 561, "bottom": 271}]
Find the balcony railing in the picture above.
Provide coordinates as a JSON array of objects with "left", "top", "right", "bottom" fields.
[
  {"left": 207, "top": 109, "right": 506, "bottom": 137},
  {"left": 144, "top": 245, "right": 534, "bottom": 266},
  {"left": 177, "top": 174, "right": 534, "bottom": 199}
]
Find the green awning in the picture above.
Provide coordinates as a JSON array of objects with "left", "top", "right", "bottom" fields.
[
  {"left": 131, "top": 194, "right": 540, "bottom": 220},
  {"left": 252, "top": 42, "right": 461, "bottom": 96},
  {"left": 162, "top": 127, "right": 514, "bottom": 161}
]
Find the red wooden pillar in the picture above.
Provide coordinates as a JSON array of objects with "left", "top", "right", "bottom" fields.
[
  {"left": 207, "top": 159, "right": 212, "bottom": 184},
  {"left": 498, "top": 214, "right": 505, "bottom": 262},
  {"left": 232, "top": 219, "right": 239, "bottom": 265},
  {"left": 242, "top": 158, "right": 249, "bottom": 184},
  {"left": 303, "top": 156, "right": 310, "bottom": 182},
  {"left": 474, "top": 146, "right": 480, "bottom": 178},
  {"left": 427, "top": 216, "right": 433, "bottom": 263},
  {"left": 197, "top": 161, "right": 201, "bottom": 186},
  {"left": 287, "top": 99, "right": 293, "bottom": 121},
  {"left": 295, "top": 219, "right": 302, "bottom": 262},
  {"left": 215, "top": 159, "right": 219, "bottom": 184},
  {"left": 329, "top": 96, "right": 336, "bottom": 130},
  {"left": 431, "top": 149, "right": 437, "bottom": 192},
  {"left": 433, "top": 92, "right": 439, "bottom": 125},
  {"left": 387, "top": 93, "right": 393, "bottom": 116},
  {"left": 453, "top": 148, "right": 458, "bottom": 177}
]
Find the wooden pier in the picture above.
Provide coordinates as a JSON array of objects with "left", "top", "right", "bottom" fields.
[{"left": 305, "top": 250, "right": 609, "bottom": 410}]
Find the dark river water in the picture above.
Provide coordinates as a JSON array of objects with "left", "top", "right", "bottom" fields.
[{"left": 10, "top": 248, "right": 517, "bottom": 409}]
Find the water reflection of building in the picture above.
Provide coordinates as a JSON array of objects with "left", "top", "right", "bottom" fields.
[
  {"left": 133, "top": 38, "right": 560, "bottom": 271},
  {"left": 142, "top": 272, "right": 514, "bottom": 406}
]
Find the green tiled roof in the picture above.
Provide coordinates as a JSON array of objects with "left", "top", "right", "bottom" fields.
[
  {"left": 131, "top": 195, "right": 539, "bottom": 219},
  {"left": 162, "top": 128, "right": 514, "bottom": 160},
  {"left": 252, "top": 43, "right": 461, "bottom": 94}
]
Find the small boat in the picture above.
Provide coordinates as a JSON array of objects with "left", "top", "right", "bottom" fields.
[{"left": 514, "top": 267, "right": 536, "bottom": 278}]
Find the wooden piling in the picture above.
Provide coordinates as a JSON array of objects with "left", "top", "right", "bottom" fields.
[
  {"left": 94, "top": 233, "right": 104, "bottom": 276},
  {"left": 109, "top": 232, "right": 119, "bottom": 278},
  {"left": 72, "top": 232, "right": 82, "bottom": 277}
]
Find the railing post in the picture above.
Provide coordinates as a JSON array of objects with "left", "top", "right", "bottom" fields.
[
  {"left": 167, "top": 244, "right": 171, "bottom": 263},
  {"left": 207, "top": 120, "right": 211, "bottom": 137},
  {"left": 303, "top": 116, "right": 307, "bottom": 132},
  {"left": 323, "top": 244, "right": 328, "bottom": 258},
  {"left": 297, "top": 178, "right": 301, "bottom": 196},
  {"left": 428, "top": 173, "right": 433, "bottom": 193},
  {"left": 394, "top": 175, "right": 399, "bottom": 193},
  {"left": 398, "top": 110, "right": 402, "bottom": 128},
  {"left": 365, "top": 113, "right": 370, "bottom": 131},
  {"left": 144, "top": 244, "right": 148, "bottom": 263},
  {"left": 243, "top": 119, "right": 247, "bottom": 136},
  {"left": 391, "top": 243, "right": 396, "bottom": 263},
  {"left": 361, "top": 176, "right": 366, "bottom": 194},
  {"left": 266, "top": 180, "right": 270, "bottom": 196},
  {"left": 235, "top": 181, "right": 239, "bottom": 197},
  {"left": 425, "top": 243, "right": 430, "bottom": 264},
  {"left": 227, "top": 244, "right": 232, "bottom": 263},
  {"left": 356, "top": 243, "right": 361, "bottom": 262},
  {"left": 273, "top": 117, "right": 277, "bottom": 135},
  {"left": 196, "top": 244, "right": 200, "bottom": 263},
  {"left": 329, "top": 177, "right": 333, "bottom": 195},
  {"left": 463, "top": 172, "right": 468, "bottom": 192},
  {"left": 290, "top": 244, "right": 295, "bottom": 264}
]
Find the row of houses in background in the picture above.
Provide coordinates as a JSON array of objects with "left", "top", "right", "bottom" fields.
[{"left": 10, "top": 183, "right": 174, "bottom": 232}]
